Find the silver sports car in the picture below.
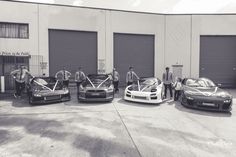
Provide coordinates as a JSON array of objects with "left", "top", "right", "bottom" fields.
[{"left": 78, "top": 74, "right": 114, "bottom": 102}]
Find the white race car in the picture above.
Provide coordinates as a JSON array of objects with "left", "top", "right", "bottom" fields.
[{"left": 124, "top": 77, "right": 164, "bottom": 104}]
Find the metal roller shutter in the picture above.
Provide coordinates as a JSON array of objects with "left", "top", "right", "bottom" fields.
[
  {"left": 49, "top": 29, "right": 97, "bottom": 78},
  {"left": 200, "top": 36, "right": 236, "bottom": 87},
  {"left": 114, "top": 33, "right": 155, "bottom": 86}
]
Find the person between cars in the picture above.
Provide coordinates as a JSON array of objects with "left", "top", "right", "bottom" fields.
[
  {"left": 75, "top": 67, "right": 86, "bottom": 93},
  {"left": 173, "top": 77, "right": 182, "bottom": 101},
  {"left": 55, "top": 67, "right": 71, "bottom": 88},
  {"left": 162, "top": 67, "right": 173, "bottom": 99},
  {"left": 10, "top": 65, "right": 32, "bottom": 98},
  {"left": 112, "top": 68, "right": 120, "bottom": 92},
  {"left": 126, "top": 66, "right": 139, "bottom": 86}
]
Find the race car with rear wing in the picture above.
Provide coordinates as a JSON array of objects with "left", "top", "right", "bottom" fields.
[
  {"left": 78, "top": 74, "right": 114, "bottom": 102},
  {"left": 27, "top": 77, "right": 71, "bottom": 104}
]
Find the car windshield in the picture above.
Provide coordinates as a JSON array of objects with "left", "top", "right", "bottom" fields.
[
  {"left": 134, "top": 78, "right": 159, "bottom": 86},
  {"left": 186, "top": 78, "right": 216, "bottom": 87},
  {"left": 33, "top": 77, "right": 62, "bottom": 90}
]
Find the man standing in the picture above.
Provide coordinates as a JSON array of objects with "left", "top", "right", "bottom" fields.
[
  {"left": 126, "top": 66, "right": 139, "bottom": 86},
  {"left": 75, "top": 67, "right": 86, "bottom": 93},
  {"left": 55, "top": 67, "right": 71, "bottom": 88},
  {"left": 11, "top": 65, "right": 32, "bottom": 98},
  {"left": 162, "top": 67, "right": 173, "bottom": 99},
  {"left": 112, "top": 68, "right": 120, "bottom": 92}
]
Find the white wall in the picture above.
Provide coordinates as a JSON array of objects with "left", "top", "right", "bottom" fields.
[
  {"left": 105, "top": 11, "right": 165, "bottom": 77},
  {"left": 1, "top": 1, "right": 236, "bottom": 80},
  {"left": 165, "top": 15, "right": 191, "bottom": 78},
  {"left": 0, "top": 1, "right": 39, "bottom": 76},
  {"left": 191, "top": 15, "right": 236, "bottom": 78},
  {"left": 38, "top": 4, "right": 106, "bottom": 76}
]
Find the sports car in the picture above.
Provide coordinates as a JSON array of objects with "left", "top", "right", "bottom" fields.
[
  {"left": 180, "top": 78, "right": 233, "bottom": 112},
  {"left": 124, "top": 77, "right": 164, "bottom": 104},
  {"left": 27, "top": 77, "right": 71, "bottom": 104},
  {"left": 78, "top": 74, "right": 114, "bottom": 102}
]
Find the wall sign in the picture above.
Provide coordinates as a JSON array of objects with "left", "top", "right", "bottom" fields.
[
  {"left": 40, "top": 62, "right": 48, "bottom": 69},
  {"left": 0, "top": 51, "right": 30, "bottom": 56}
]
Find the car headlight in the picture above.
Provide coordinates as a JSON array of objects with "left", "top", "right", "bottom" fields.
[
  {"left": 186, "top": 96, "right": 194, "bottom": 100},
  {"left": 128, "top": 86, "right": 133, "bottom": 91},
  {"left": 107, "top": 85, "right": 114, "bottom": 92},
  {"left": 79, "top": 85, "right": 86, "bottom": 92},
  {"left": 33, "top": 93, "right": 42, "bottom": 97},
  {"left": 214, "top": 92, "right": 230, "bottom": 98},
  {"left": 224, "top": 99, "right": 231, "bottom": 103},
  {"left": 151, "top": 88, "right": 157, "bottom": 92},
  {"left": 63, "top": 88, "right": 69, "bottom": 94}
]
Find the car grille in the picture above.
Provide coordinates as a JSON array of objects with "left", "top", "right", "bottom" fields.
[
  {"left": 87, "top": 90, "right": 104, "bottom": 93},
  {"left": 45, "top": 95, "right": 61, "bottom": 100},
  {"left": 133, "top": 96, "right": 147, "bottom": 100},
  {"left": 85, "top": 91, "right": 106, "bottom": 98}
]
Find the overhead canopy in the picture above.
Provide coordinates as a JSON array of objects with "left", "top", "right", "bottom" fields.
[{"left": 14, "top": 0, "right": 236, "bottom": 14}]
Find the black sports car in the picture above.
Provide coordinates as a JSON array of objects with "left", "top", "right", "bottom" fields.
[
  {"left": 78, "top": 74, "right": 114, "bottom": 102},
  {"left": 27, "top": 77, "right": 71, "bottom": 104},
  {"left": 180, "top": 78, "right": 233, "bottom": 112}
]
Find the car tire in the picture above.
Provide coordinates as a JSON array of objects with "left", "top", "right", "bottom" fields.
[{"left": 29, "top": 96, "right": 33, "bottom": 105}]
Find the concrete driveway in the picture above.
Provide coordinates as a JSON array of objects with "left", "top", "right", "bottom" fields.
[{"left": 0, "top": 89, "right": 236, "bottom": 157}]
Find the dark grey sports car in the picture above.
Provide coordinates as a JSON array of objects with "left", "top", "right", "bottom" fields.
[
  {"left": 180, "top": 78, "right": 233, "bottom": 112},
  {"left": 27, "top": 77, "right": 71, "bottom": 105},
  {"left": 78, "top": 74, "right": 114, "bottom": 102}
]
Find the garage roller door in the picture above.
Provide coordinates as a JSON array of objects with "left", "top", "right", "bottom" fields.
[
  {"left": 114, "top": 33, "right": 155, "bottom": 86},
  {"left": 49, "top": 29, "right": 97, "bottom": 77},
  {"left": 200, "top": 36, "right": 236, "bottom": 87}
]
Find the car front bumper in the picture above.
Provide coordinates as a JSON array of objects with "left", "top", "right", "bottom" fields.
[
  {"left": 78, "top": 91, "right": 114, "bottom": 102},
  {"left": 124, "top": 90, "right": 163, "bottom": 104},
  {"left": 181, "top": 94, "right": 232, "bottom": 112},
  {"left": 30, "top": 93, "right": 71, "bottom": 104}
]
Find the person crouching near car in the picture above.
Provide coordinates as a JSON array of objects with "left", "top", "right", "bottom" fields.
[
  {"left": 10, "top": 65, "right": 32, "bottom": 98},
  {"left": 55, "top": 67, "right": 71, "bottom": 88},
  {"left": 75, "top": 67, "right": 86, "bottom": 94},
  {"left": 173, "top": 77, "right": 182, "bottom": 101},
  {"left": 126, "top": 66, "right": 139, "bottom": 86}
]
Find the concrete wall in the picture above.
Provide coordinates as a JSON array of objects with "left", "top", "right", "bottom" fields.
[
  {"left": 0, "top": 1, "right": 39, "bottom": 75},
  {"left": 1, "top": 1, "right": 236, "bottom": 79},
  {"left": 106, "top": 11, "right": 165, "bottom": 77},
  {"left": 191, "top": 15, "right": 236, "bottom": 78}
]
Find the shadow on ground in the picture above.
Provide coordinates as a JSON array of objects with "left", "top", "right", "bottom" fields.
[{"left": 174, "top": 101, "right": 232, "bottom": 117}]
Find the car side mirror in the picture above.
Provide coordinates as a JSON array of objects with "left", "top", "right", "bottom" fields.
[{"left": 217, "top": 83, "right": 222, "bottom": 87}]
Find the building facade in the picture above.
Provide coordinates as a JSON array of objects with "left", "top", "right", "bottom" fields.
[{"left": 0, "top": 0, "right": 236, "bottom": 89}]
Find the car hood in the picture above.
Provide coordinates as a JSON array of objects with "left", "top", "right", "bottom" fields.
[
  {"left": 184, "top": 86, "right": 231, "bottom": 98},
  {"left": 32, "top": 89, "right": 69, "bottom": 95},
  {"left": 84, "top": 86, "right": 111, "bottom": 90},
  {"left": 130, "top": 84, "right": 159, "bottom": 92}
]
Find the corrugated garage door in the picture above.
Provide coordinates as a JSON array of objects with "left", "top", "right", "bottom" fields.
[
  {"left": 114, "top": 33, "right": 155, "bottom": 86},
  {"left": 200, "top": 36, "right": 236, "bottom": 87},
  {"left": 49, "top": 29, "right": 97, "bottom": 77}
]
